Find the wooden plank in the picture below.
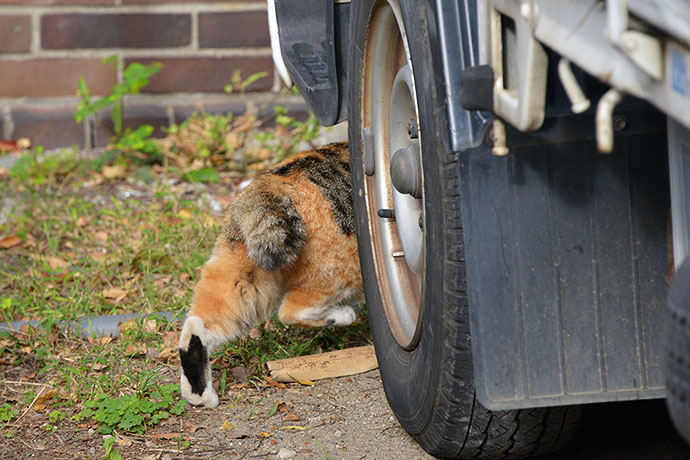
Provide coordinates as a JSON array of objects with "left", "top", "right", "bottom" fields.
[{"left": 265, "top": 345, "right": 378, "bottom": 383}]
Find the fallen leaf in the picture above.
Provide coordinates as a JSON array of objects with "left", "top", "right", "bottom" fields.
[
  {"left": 282, "top": 425, "right": 308, "bottom": 431},
  {"left": 32, "top": 254, "right": 70, "bottom": 270},
  {"left": 259, "top": 432, "right": 271, "bottom": 437},
  {"left": 102, "top": 164, "right": 126, "bottom": 179},
  {"left": 124, "top": 343, "right": 145, "bottom": 356},
  {"left": 0, "top": 235, "right": 22, "bottom": 249},
  {"left": 102, "top": 287, "right": 128, "bottom": 303},
  {"left": 115, "top": 433, "right": 133, "bottom": 447},
  {"left": 88, "top": 336, "right": 113, "bottom": 346},
  {"left": 178, "top": 209, "right": 192, "bottom": 219},
  {"left": 158, "top": 347, "right": 177, "bottom": 362},
  {"left": 221, "top": 420, "right": 235, "bottom": 430},
  {"left": 88, "top": 251, "right": 106, "bottom": 263},
  {"left": 95, "top": 231, "right": 109, "bottom": 243},
  {"left": 143, "top": 319, "right": 158, "bottom": 333},
  {"left": 32, "top": 389, "right": 57, "bottom": 411},
  {"left": 20, "top": 370, "right": 37, "bottom": 380},
  {"left": 163, "top": 331, "right": 179, "bottom": 348},
  {"left": 265, "top": 377, "right": 286, "bottom": 390},
  {"left": 232, "top": 366, "right": 252, "bottom": 383},
  {"left": 283, "top": 413, "right": 300, "bottom": 422},
  {"left": 92, "top": 362, "right": 109, "bottom": 371},
  {"left": 295, "top": 378, "right": 315, "bottom": 386},
  {"left": 118, "top": 318, "right": 136, "bottom": 335}
]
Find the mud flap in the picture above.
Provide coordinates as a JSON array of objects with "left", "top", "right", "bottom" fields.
[{"left": 461, "top": 106, "right": 670, "bottom": 410}]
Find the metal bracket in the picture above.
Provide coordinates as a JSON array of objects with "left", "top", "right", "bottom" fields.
[
  {"left": 606, "top": 0, "right": 663, "bottom": 80},
  {"left": 479, "top": 0, "right": 549, "bottom": 134}
]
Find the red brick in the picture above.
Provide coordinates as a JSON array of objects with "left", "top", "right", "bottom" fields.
[
  {"left": 172, "top": 100, "right": 246, "bottom": 125},
  {"left": 11, "top": 104, "right": 85, "bottom": 149},
  {"left": 124, "top": 56, "right": 274, "bottom": 93},
  {"left": 0, "top": 0, "right": 112, "bottom": 5},
  {"left": 0, "top": 15, "right": 31, "bottom": 53},
  {"left": 199, "top": 11, "right": 270, "bottom": 48},
  {"left": 42, "top": 13, "right": 191, "bottom": 49},
  {"left": 0, "top": 58, "right": 116, "bottom": 98}
]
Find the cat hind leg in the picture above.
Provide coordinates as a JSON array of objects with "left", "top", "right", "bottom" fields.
[{"left": 278, "top": 290, "right": 356, "bottom": 328}]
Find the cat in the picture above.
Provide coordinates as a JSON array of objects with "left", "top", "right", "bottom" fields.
[{"left": 178, "top": 142, "right": 364, "bottom": 408}]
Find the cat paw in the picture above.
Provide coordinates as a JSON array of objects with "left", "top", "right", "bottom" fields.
[
  {"left": 325, "top": 306, "right": 357, "bottom": 326},
  {"left": 180, "top": 373, "right": 219, "bottom": 408}
]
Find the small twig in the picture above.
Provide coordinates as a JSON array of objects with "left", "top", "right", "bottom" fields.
[
  {"left": 1, "top": 379, "right": 51, "bottom": 387},
  {"left": 12, "top": 385, "right": 47, "bottom": 426}
]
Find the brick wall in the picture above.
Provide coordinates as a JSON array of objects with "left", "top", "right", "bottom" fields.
[{"left": 0, "top": 1, "right": 295, "bottom": 149}]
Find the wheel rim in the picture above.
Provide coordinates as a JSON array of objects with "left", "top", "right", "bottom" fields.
[{"left": 362, "top": 0, "right": 423, "bottom": 350}]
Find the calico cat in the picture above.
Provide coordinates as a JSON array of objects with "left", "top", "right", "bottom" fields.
[{"left": 179, "top": 142, "right": 363, "bottom": 408}]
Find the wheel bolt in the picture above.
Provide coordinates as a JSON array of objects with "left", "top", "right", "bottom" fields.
[{"left": 378, "top": 208, "right": 395, "bottom": 219}]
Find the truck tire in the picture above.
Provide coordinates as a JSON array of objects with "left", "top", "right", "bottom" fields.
[
  {"left": 666, "top": 260, "right": 690, "bottom": 444},
  {"left": 348, "top": 1, "right": 581, "bottom": 458}
]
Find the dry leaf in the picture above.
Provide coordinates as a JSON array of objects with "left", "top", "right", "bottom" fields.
[
  {"left": 118, "top": 318, "right": 136, "bottom": 335},
  {"left": 102, "top": 287, "right": 128, "bottom": 303},
  {"left": 115, "top": 434, "right": 133, "bottom": 447},
  {"left": 124, "top": 343, "right": 145, "bottom": 356},
  {"left": 88, "top": 251, "right": 106, "bottom": 263},
  {"left": 295, "top": 378, "right": 315, "bottom": 386},
  {"left": 88, "top": 336, "right": 113, "bottom": 346},
  {"left": 265, "top": 377, "right": 286, "bottom": 390},
  {"left": 276, "top": 402, "right": 290, "bottom": 412},
  {"left": 282, "top": 425, "right": 308, "bottom": 431},
  {"left": 32, "top": 254, "right": 70, "bottom": 270},
  {"left": 102, "top": 164, "right": 126, "bottom": 179},
  {"left": 0, "top": 235, "right": 22, "bottom": 249},
  {"left": 232, "top": 366, "right": 252, "bottom": 383},
  {"left": 75, "top": 217, "right": 87, "bottom": 227},
  {"left": 178, "top": 209, "right": 192, "bottom": 219},
  {"left": 162, "top": 331, "right": 179, "bottom": 348},
  {"left": 32, "top": 389, "right": 57, "bottom": 411},
  {"left": 221, "top": 420, "right": 235, "bottom": 430},
  {"left": 95, "top": 231, "right": 109, "bottom": 243},
  {"left": 283, "top": 413, "right": 300, "bottom": 422},
  {"left": 259, "top": 432, "right": 271, "bottom": 437}
]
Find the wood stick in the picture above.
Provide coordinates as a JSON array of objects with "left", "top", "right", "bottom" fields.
[{"left": 265, "top": 345, "right": 378, "bottom": 383}]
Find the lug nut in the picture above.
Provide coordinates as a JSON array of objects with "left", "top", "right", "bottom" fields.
[{"left": 378, "top": 208, "right": 395, "bottom": 219}]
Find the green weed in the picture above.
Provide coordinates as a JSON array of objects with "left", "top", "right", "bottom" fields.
[
  {"left": 0, "top": 403, "right": 18, "bottom": 424},
  {"left": 103, "top": 435, "right": 123, "bottom": 460},
  {"left": 75, "top": 57, "right": 161, "bottom": 137},
  {"left": 76, "top": 383, "right": 184, "bottom": 434}
]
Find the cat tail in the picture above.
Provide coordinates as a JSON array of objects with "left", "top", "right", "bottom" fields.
[{"left": 230, "top": 181, "right": 306, "bottom": 271}]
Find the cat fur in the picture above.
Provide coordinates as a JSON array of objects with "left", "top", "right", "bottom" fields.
[{"left": 179, "top": 142, "right": 363, "bottom": 408}]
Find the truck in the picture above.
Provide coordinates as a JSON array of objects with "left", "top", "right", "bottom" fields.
[{"left": 267, "top": 1, "right": 690, "bottom": 458}]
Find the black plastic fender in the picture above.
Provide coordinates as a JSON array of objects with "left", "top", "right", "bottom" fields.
[{"left": 274, "top": 0, "right": 349, "bottom": 126}]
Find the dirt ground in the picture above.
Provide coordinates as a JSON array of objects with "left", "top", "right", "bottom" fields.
[
  {"left": 3, "top": 365, "right": 690, "bottom": 460},
  {"left": 1, "top": 369, "right": 431, "bottom": 460}
]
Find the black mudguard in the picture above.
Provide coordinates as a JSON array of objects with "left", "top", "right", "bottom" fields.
[{"left": 274, "top": 0, "right": 349, "bottom": 126}]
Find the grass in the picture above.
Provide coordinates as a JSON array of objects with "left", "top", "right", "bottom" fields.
[
  {"left": 0, "top": 65, "right": 369, "bottom": 455},
  {"left": 0, "top": 135, "right": 371, "bottom": 450}
]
